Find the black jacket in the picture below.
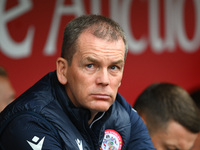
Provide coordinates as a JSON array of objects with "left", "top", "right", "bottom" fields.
[{"left": 0, "top": 71, "right": 155, "bottom": 150}]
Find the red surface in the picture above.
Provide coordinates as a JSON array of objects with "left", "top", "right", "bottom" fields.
[{"left": 1, "top": 0, "right": 200, "bottom": 106}]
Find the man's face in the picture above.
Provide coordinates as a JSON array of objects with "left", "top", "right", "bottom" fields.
[
  {"left": 151, "top": 120, "right": 198, "bottom": 150},
  {"left": 65, "top": 31, "right": 125, "bottom": 114},
  {"left": 0, "top": 76, "right": 15, "bottom": 112}
]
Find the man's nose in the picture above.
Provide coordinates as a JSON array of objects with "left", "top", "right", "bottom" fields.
[{"left": 96, "top": 68, "right": 110, "bottom": 86}]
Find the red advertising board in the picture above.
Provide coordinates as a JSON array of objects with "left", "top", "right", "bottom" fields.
[{"left": 1, "top": 0, "right": 200, "bottom": 105}]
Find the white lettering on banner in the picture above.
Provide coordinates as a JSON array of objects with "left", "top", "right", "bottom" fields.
[
  {"left": 91, "top": 0, "right": 101, "bottom": 14},
  {"left": 149, "top": 0, "right": 200, "bottom": 53},
  {"left": 0, "top": 0, "right": 199, "bottom": 59},
  {"left": 176, "top": 0, "right": 200, "bottom": 52},
  {"left": 44, "top": 0, "right": 85, "bottom": 55},
  {"left": 110, "top": 0, "right": 121, "bottom": 24},
  {"left": 0, "top": 0, "right": 34, "bottom": 58},
  {"left": 121, "top": 0, "right": 147, "bottom": 54},
  {"left": 122, "top": 0, "right": 200, "bottom": 54},
  {"left": 149, "top": 0, "right": 175, "bottom": 53}
]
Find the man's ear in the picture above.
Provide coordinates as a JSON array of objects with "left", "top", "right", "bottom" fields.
[{"left": 56, "top": 57, "right": 68, "bottom": 85}]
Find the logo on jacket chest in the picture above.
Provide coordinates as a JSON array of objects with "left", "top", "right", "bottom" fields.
[{"left": 100, "top": 129, "right": 122, "bottom": 150}]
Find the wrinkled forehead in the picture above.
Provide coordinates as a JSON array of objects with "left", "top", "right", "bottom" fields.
[
  {"left": 75, "top": 31, "right": 125, "bottom": 63},
  {"left": 74, "top": 27, "right": 126, "bottom": 62}
]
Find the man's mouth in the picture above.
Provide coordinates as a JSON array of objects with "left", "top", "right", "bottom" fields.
[{"left": 91, "top": 94, "right": 111, "bottom": 100}]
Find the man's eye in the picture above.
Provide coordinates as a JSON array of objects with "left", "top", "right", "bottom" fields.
[
  {"left": 86, "top": 64, "right": 93, "bottom": 68},
  {"left": 110, "top": 65, "right": 119, "bottom": 70}
]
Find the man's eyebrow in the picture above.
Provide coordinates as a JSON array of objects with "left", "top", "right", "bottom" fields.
[
  {"left": 86, "top": 57, "right": 124, "bottom": 65},
  {"left": 86, "top": 57, "right": 99, "bottom": 63},
  {"left": 112, "top": 60, "right": 124, "bottom": 64}
]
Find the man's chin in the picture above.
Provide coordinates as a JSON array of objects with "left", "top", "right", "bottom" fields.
[
  {"left": 89, "top": 100, "right": 113, "bottom": 112},
  {"left": 94, "top": 104, "right": 112, "bottom": 112}
]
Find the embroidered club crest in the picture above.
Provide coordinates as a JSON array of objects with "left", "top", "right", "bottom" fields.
[{"left": 100, "top": 129, "right": 122, "bottom": 150}]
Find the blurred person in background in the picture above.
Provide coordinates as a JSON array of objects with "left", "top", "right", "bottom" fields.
[
  {"left": 190, "top": 89, "right": 200, "bottom": 150},
  {"left": 134, "top": 83, "right": 200, "bottom": 150},
  {"left": 0, "top": 66, "right": 15, "bottom": 112}
]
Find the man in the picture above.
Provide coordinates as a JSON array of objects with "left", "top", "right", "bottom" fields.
[
  {"left": 134, "top": 83, "right": 200, "bottom": 150},
  {"left": 0, "top": 67, "right": 15, "bottom": 112},
  {"left": 0, "top": 15, "right": 155, "bottom": 149}
]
